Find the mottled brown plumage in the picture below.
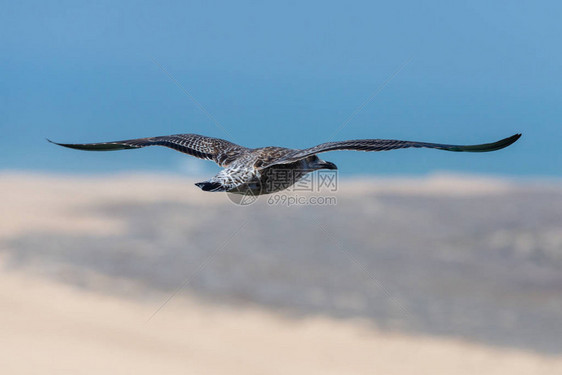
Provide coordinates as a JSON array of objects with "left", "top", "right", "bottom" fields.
[{"left": 49, "top": 133, "right": 521, "bottom": 195}]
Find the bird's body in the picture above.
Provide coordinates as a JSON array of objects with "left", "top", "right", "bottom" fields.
[
  {"left": 49, "top": 133, "right": 521, "bottom": 195},
  {"left": 204, "top": 151, "right": 328, "bottom": 195}
]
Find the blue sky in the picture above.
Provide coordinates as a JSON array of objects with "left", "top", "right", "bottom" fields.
[{"left": 1, "top": 1, "right": 560, "bottom": 177}]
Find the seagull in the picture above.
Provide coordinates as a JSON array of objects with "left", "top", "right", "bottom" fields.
[{"left": 49, "top": 133, "right": 521, "bottom": 195}]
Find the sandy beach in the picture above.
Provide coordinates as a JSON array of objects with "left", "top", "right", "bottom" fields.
[{"left": 1, "top": 173, "right": 561, "bottom": 374}]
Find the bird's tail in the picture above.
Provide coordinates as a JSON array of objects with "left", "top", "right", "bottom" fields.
[{"left": 195, "top": 181, "right": 227, "bottom": 192}]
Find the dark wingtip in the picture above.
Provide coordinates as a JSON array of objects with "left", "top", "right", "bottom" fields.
[
  {"left": 44, "top": 138, "right": 136, "bottom": 151},
  {"left": 505, "top": 133, "right": 522, "bottom": 147},
  {"left": 489, "top": 133, "right": 522, "bottom": 151},
  {"left": 46, "top": 138, "right": 74, "bottom": 149},
  {"left": 47, "top": 138, "right": 67, "bottom": 147},
  {"left": 473, "top": 133, "right": 522, "bottom": 152},
  {"left": 47, "top": 138, "right": 66, "bottom": 148}
]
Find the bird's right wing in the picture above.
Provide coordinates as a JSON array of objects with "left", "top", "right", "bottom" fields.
[
  {"left": 48, "top": 134, "right": 248, "bottom": 167},
  {"left": 261, "top": 134, "right": 521, "bottom": 167}
]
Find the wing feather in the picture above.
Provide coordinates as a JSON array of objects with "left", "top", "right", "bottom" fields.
[
  {"left": 48, "top": 134, "right": 247, "bottom": 166},
  {"left": 263, "top": 134, "right": 521, "bottom": 167}
]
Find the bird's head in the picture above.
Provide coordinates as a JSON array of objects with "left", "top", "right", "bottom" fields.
[{"left": 308, "top": 155, "right": 338, "bottom": 171}]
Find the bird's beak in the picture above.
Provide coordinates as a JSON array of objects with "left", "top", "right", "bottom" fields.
[{"left": 319, "top": 161, "right": 338, "bottom": 170}]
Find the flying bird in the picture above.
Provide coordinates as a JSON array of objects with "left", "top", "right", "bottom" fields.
[{"left": 49, "top": 133, "right": 521, "bottom": 195}]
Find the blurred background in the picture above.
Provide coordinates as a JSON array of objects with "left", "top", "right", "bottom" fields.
[{"left": 1, "top": 1, "right": 561, "bottom": 374}]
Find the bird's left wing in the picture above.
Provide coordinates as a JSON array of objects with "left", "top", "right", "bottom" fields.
[
  {"left": 261, "top": 134, "right": 521, "bottom": 168},
  {"left": 48, "top": 134, "right": 248, "bottom": 167}
]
